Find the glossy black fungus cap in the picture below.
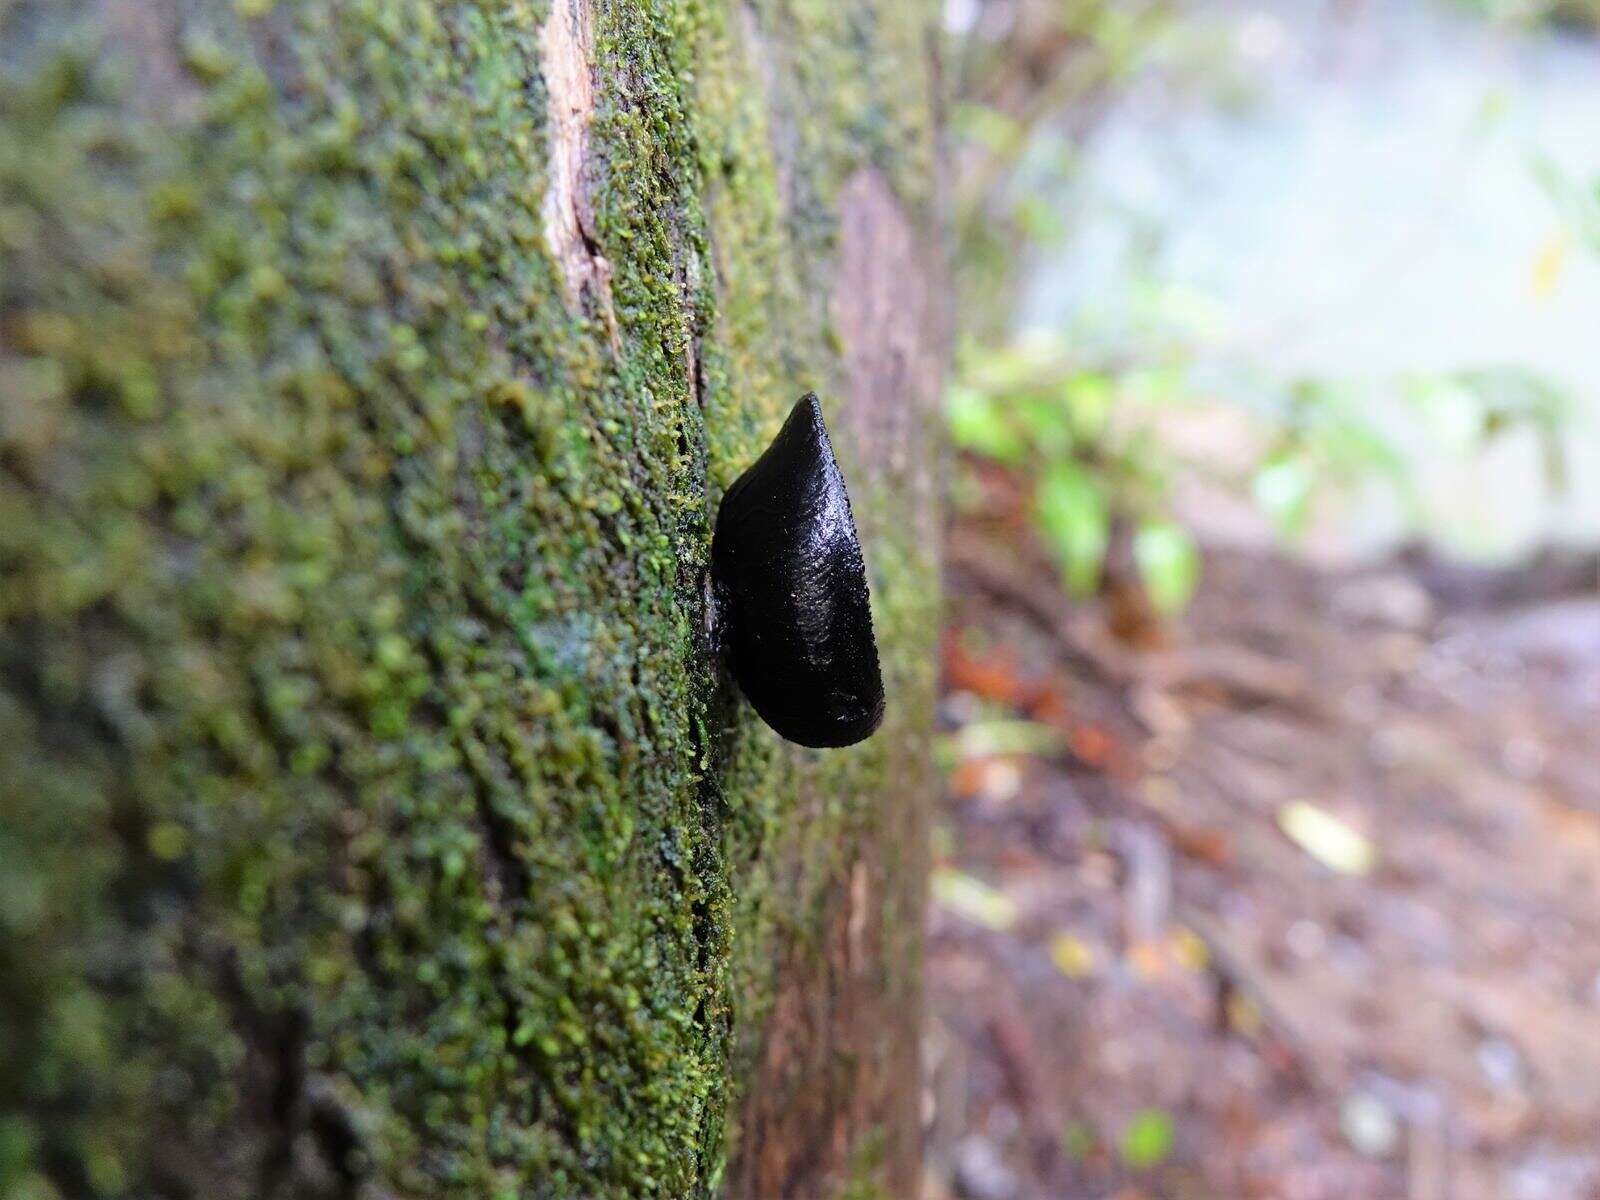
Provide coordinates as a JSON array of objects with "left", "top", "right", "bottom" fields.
[{"left": 712, "top": 393, "right": 885, "bottom": 748}]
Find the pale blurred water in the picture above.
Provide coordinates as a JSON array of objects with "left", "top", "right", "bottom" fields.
[{"left": 1019, "top": 0, "right": 1600, "bottom": 562}]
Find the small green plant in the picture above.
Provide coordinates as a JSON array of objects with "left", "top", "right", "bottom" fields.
[
  {"left": 947, "top": 335, "right": 1200, "bottom": 612},
  {"left": 946, "top": 332, "right": 1576, "bottom": 613},
  {"left": 1119, "top": 1107, "right": 1175, "bottom": 1169},
  {"left": 944, "top": 0, "right": 1581, "bottom": 609}
]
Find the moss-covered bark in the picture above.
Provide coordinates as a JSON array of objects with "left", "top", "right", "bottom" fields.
[{"left": 0, "top": 1, "right": 940, "bottom": 1198}]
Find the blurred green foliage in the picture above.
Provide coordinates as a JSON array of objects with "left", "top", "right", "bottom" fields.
[
  {"left": 947, "top": 336, "right": 1196, "bottom": 607},
  {"left": 1451, "top": 0, "right": 1600, "bottom": 30},
  {"left": 1119, "top": 1107, "right": 1175, "bottom": 1169},
  {"left": 944, "top": 0, "right": 1581, "bottom": 613}
]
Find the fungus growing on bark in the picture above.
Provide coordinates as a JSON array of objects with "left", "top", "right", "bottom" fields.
[{"left": 711, "top": 393, "right": 885, "bottom": 748}]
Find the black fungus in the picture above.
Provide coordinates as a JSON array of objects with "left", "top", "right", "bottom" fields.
[{"left": 711, "top": 393, "right": 885, "bottom": 748}]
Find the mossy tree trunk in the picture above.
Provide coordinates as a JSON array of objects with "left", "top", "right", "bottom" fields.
[{"left": 0, "top": 1, "right": 942, "bottom": 1198}]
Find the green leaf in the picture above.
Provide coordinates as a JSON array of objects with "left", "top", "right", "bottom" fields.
[
  {"left": 1014, "top": 391, "right": 1075, "bottom": 456},
  {"left": 946, "top": 385, "right": 1026, "bottom": 464},
  {"left": 1034, "top": 460, "right": 1108, "bottom": 597},
  {"left": 1252, "top": 454, "right": 1314, "bottom": 536},
  {"left": 1120, "top": 1108, "right": 1175, "bottom": 1169},
  {"left": 1132, "top": 520, "right": 1200, "bottom": 615},
  {"left": 1060, "top": 372, "right": 1113, "bottom": 441}
]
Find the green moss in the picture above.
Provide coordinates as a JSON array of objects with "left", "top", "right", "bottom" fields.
[{"left": 0, "top": 0, "right": 937, "bottom": 1197}]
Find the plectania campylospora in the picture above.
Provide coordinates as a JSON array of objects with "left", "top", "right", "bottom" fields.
[{"left": 710, "top": 393, "right": 885, "bottom": 748}]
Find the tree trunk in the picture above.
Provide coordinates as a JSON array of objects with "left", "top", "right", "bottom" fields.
[{"left": 0, "top": 2, "right": 942, "bottom": 1199}]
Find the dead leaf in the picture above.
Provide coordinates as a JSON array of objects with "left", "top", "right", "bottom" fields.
[
  {"left": 1530, "top": 228, "right": 1570, "bottom": 299},
  {"left": 1049, "top": 931, "right": 1099, "bottom": 978},
  {"left": 933, "top": 868, "right": 1019, "bottom": 930},
  {"left": 1278, "top": 800, "right": 1376, "bottom": 875}
]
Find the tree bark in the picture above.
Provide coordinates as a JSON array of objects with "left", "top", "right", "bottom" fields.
[{"left": 0, "top": 2, "right": 941, "bottom": 1199}]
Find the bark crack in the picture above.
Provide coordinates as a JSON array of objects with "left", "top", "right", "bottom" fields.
[{"left": 540, "top": 0, "right": 621, "bottom": 353}]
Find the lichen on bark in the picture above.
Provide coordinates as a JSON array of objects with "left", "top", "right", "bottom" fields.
[{"left": 0, "top": 1, "right": 941, "bottom": 1198}]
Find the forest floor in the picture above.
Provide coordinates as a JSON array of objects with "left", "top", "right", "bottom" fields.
[{"left": 923, "top": 492, "right": 1600, "bottom": 1200}]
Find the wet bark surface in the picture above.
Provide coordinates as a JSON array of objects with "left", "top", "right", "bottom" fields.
[
  {"left": 726, "top": 166, "right": 943, "bottom": 1200},
  {"left": 0, "top": 1, "right": 942, "bottom": 1196}
]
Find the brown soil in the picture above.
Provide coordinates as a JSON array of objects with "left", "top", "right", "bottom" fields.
[{"left": 925, "top": 523, "right": 1600, "bottom": 1200}]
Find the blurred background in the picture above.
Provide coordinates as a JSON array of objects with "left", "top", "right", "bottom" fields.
[{"left": 924, "top": 0, "right": 1600, "bottom": 1195}]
